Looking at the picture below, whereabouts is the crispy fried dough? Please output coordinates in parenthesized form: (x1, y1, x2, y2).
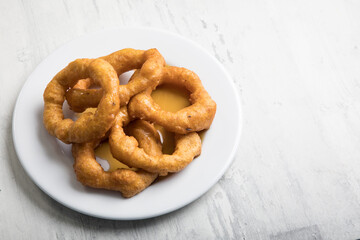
(43, 59, 120, 143)
(109, 107, 202, 176)
(72, 111, 161, 198)
(65, 48, 165, 112)
(128, 66, 216, 134)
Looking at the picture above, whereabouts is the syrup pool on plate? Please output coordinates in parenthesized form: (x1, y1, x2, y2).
(95, 142, 134, 172)
(151, 84, 191, 154)
(151, 84, 206, 146)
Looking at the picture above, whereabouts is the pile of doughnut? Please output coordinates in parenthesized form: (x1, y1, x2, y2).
(43, 48, 216, 198)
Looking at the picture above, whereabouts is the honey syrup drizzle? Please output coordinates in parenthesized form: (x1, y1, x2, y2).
(95, 142, 133, 172)
(151, 84, 190, 154)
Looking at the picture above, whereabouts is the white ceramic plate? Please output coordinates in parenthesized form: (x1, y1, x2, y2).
(12, 28, 242, 220)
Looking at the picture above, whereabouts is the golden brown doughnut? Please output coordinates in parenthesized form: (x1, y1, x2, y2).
(43, 58, 120, 143)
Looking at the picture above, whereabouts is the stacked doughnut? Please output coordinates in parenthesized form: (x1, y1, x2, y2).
(43, 48, 216, 198)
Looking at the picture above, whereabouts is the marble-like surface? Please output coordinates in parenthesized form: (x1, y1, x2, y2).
(2, 0, 360, 239)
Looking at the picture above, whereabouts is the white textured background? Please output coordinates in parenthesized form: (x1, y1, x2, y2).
(2, 0, 360, 239)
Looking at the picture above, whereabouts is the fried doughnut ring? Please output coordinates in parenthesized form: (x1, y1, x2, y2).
(109, 107, 202, 176)
(128, 66, 217, 134)
(72, 113, 161, 198)
(65, 48, 165, 112)
(43, 58, 120, 143)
